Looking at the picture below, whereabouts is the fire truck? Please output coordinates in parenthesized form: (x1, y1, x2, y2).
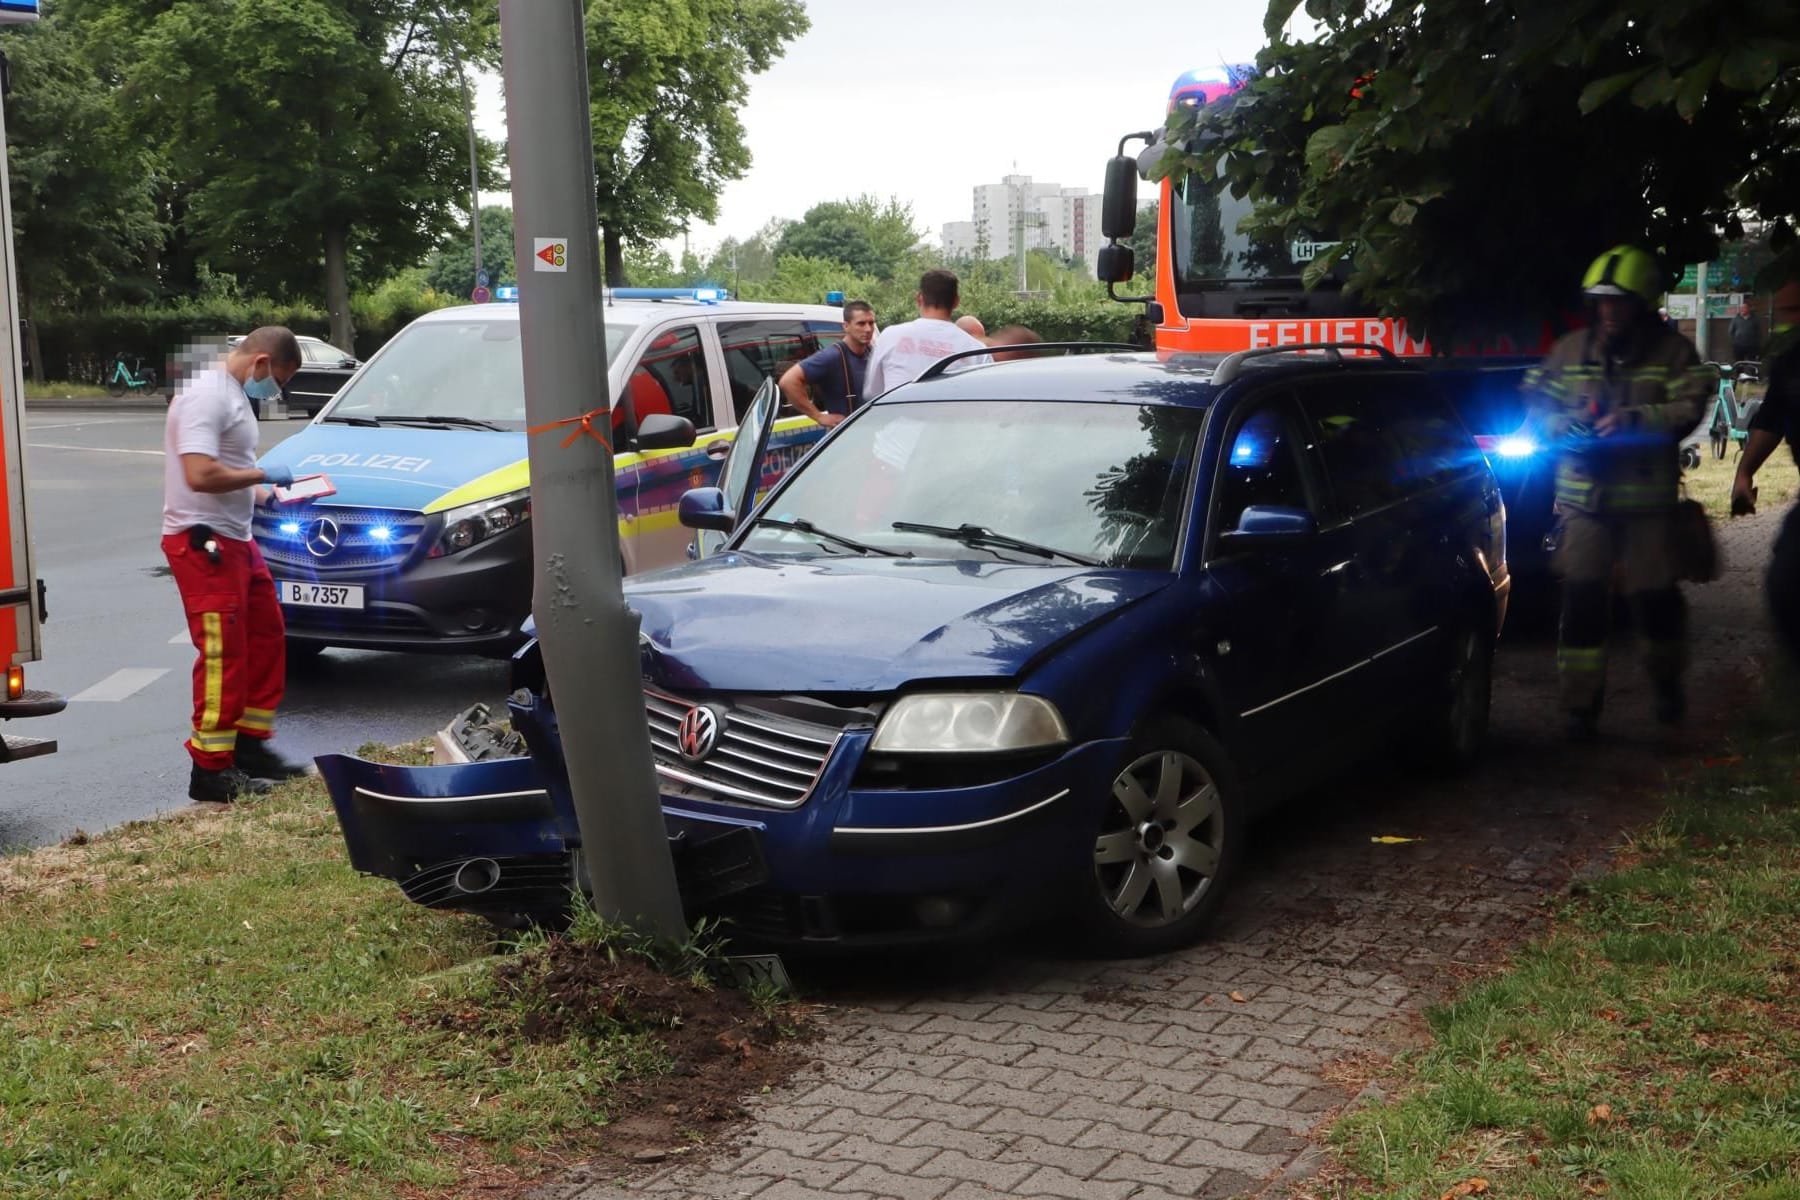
(1094, 64, 1457, 355)
(1094, 64, 1559, 594)
(1, 4, 67, 765)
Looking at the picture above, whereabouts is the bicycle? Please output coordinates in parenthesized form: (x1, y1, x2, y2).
(104, 352, 159, 397)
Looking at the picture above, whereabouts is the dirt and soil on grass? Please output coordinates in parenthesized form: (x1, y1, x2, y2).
(433, 936, 818, 1175)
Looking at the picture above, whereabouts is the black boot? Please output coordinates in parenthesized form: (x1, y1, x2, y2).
(234, 738, 311, 781)
(1566, 692, 1604, 743)
(189, 764, 272, 803)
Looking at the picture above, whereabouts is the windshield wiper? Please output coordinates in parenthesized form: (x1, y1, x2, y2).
(759, 517, 911, 557)
(323, 414, 383, 426)
(386, 415, 505, 431)
(891, 521, 1100, 566)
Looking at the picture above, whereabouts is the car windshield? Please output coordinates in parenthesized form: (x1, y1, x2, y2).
(324, 317, 640, 428)
(739, 400, 1203, 569)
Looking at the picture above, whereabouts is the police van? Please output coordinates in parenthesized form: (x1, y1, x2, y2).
(254, 289, 846, 656)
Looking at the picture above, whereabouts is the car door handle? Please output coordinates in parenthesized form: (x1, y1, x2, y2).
(704, 440, 731, 460)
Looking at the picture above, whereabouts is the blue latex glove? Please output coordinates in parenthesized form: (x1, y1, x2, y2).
(263, 464, 295, 488)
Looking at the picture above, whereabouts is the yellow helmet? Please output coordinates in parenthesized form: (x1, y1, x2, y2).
(1582, 245, 1662, 306)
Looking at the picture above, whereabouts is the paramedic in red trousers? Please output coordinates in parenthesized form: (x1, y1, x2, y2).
(162, 326, 310, 802)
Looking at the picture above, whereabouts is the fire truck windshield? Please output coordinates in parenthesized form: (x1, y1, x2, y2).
(1168, 169, 1304, 287)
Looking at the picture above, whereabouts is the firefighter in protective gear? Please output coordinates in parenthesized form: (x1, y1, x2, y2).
(1524, 245, 1712, 740)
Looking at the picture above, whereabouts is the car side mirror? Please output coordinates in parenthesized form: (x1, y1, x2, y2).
(1218, 504, 1317, 549)
(678, 486, 734, 532)
(341, 357, 358, 369)
(635, 412, 697, 451)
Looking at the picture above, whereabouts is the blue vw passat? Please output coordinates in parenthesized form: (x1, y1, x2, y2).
(319, 347, 1510, 956)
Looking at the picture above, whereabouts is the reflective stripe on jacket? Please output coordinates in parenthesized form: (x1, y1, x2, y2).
(1524, 325, 1711, 514)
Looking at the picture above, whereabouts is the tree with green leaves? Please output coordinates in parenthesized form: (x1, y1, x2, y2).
(104, 0, 502, 350)
(1161, 0, 1800, 346)
(426, 205, 516, 298)
(2, 12, 161, 382)
(774, 195, 922, 282)
(584, 0, 807, 286)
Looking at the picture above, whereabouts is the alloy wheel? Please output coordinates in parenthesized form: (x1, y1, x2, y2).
(1093, 750, 1225, 928)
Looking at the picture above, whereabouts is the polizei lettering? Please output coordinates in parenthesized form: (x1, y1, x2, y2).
(294, 452, 433, 473)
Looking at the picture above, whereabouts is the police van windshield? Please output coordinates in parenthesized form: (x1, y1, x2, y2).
(324, 317, 640, 429)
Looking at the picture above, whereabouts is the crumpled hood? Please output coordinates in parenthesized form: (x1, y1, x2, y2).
(257, 424, 526, 512)
(625, 554, 1172, 693)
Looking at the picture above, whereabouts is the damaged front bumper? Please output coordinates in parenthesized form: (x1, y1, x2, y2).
(318, 698, 770, 924)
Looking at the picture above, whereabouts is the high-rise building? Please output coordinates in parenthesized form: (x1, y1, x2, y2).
(943, 174, 1104, 278)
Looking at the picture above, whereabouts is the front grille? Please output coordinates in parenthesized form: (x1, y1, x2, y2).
(254, 506, 430, 574)
(644, 690, 839, 809)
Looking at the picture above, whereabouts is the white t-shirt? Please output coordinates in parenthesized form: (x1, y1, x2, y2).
(863, 317, 989, 398)
(163, 366, 261, 540)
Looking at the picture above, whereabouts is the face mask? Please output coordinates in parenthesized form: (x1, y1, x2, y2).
(242, 363, 282, 402)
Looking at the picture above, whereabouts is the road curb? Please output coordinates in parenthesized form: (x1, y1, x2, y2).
(25, 396, 169, 413)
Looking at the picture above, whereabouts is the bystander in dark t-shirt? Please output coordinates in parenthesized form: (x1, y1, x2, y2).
(1748, 331, 1800, 463)
(796, 342, 869, 416)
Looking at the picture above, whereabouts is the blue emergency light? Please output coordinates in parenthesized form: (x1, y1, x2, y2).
(493, 286, 519, 301)
(825, 290, 845, 305)
(608, 286, 726, 303)
(0, 0, 40, 24)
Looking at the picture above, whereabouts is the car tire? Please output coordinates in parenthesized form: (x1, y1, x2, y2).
(1419, 622, 1493, 773)
(1071, 716, 1244, 958)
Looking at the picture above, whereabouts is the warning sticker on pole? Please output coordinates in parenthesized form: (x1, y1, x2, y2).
(533, 238, 568, 272)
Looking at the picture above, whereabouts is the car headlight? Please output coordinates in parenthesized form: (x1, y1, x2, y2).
(429, 489, 530, 558)
(869, 692, 1070, 753)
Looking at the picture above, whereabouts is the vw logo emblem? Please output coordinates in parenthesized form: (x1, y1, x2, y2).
(304, 517, 341, 559)
(676, 705, 722, 763)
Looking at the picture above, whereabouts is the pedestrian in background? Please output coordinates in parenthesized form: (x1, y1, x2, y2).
(1730, 276, 1800, 662)
(1730, 303, 1763, 366)
(778, 300, 876, 427)
(1525, 246, 1711, 740)
(162, 326, 310, 802)
(988, 324, 1044, 361)
(863, 269, 988, 397)
(955, 314, 986, 341)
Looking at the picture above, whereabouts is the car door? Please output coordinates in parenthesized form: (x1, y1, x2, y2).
(713, 316, 833, 481)
(615, 323, 718, 574)
(1198, 388, 1383, 783)
(695, 377, 778, 559)
(1294, 375, 1434, 719)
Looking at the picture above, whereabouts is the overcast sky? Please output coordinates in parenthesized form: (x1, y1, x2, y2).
(474, 0, 1312, 257)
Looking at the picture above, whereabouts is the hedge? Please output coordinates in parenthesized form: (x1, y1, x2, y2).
(29, 292, 1148, 386)
(28, 286, 460, 384)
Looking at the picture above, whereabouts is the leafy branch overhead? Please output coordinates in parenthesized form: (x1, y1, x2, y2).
(585, 0, 809, 285)
(1158, 0, 1800, 346)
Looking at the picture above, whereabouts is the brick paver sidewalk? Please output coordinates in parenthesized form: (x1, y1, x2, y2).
(533, 507, 1780, 1200)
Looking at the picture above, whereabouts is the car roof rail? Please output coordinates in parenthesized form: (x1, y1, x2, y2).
(914, 341, 1145, 383)
(1211, 342, 1400, 387)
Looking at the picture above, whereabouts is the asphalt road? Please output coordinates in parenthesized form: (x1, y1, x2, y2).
(1, 404, 510, 850)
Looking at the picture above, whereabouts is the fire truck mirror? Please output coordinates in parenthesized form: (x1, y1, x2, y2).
(1097, 243, 1135, 286)
(1102, 155, 1138, 240)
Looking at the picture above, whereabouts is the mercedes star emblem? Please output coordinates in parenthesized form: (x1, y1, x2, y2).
(304, 517, 341, 559)
(676, 705, 722, 763)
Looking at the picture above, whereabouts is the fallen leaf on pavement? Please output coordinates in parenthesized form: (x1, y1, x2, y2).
(1229, 991, 1247, 1003)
